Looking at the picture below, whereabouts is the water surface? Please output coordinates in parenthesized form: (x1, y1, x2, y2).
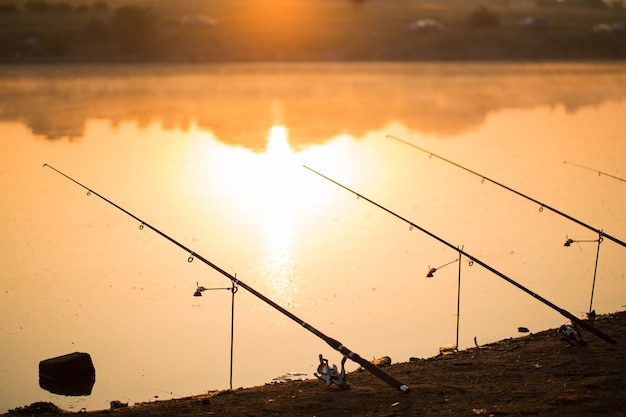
(1, 62, 625, 412)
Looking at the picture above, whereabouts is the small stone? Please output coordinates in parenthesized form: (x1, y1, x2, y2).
(110, 400, 128, 410)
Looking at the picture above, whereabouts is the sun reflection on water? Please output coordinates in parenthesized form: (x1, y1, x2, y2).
(257, 125, 300, 307)
(187, 124, 307, 306)
(185, 122, 368, 310)
(261, 125, 297, 241)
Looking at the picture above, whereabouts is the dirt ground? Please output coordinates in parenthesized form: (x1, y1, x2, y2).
(6, 311, 625, 417)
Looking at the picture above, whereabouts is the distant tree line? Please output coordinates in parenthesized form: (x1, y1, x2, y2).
(0, 2, 157, 58)
(0, 0, 617, 13)
(110, 6, 155, 55)
(344, 0, 616, 7)
(0, 1, 109, 13)
(468, 6, 500, 29)
(0, 0, 623, 62)
(536, 0, 610, 7)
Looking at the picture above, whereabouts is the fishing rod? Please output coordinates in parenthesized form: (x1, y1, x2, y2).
(303, 165, 617, 345)
(563, 160, 626, 183)
(42, 164, 410, 393)
(386, 134, 626, 250)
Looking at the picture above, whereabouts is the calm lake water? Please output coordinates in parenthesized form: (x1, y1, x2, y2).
(1, 62, 626, 412)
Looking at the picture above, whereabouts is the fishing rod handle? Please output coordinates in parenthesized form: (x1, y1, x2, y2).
(351, 353, 410, 393)
(326, 338, 410, 393)
(559, 309, 617, 345)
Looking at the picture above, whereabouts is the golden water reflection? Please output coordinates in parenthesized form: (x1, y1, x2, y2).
(1, 63, 625, 413)
(259, 125, 299, 307)
(2, 62, 626, 148)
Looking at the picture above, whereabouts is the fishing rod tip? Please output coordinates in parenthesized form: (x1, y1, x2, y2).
(42, 163, 48, 167)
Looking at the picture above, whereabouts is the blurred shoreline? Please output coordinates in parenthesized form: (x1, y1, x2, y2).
(1, 1, 625, 63)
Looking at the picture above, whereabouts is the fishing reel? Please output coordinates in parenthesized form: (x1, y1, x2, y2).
(314, 354, 349, 389)
(558, 324, 587, 346)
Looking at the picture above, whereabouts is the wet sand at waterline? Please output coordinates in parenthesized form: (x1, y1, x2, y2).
(6, 310, 625, 417)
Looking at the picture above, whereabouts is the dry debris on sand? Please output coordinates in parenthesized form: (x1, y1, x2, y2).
(6, 311, 625, 417)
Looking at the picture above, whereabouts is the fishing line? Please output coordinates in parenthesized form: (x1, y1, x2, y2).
(303, 165, 616, 346)
(563, 160, 626, 183)
(386, 134, 626, 250)
(42, 163, 409, 393)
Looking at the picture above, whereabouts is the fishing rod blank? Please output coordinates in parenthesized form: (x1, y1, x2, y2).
(303, 165, 617, 346)
(42, 163, 410, 393)
(563, 160, 626, 183)
(386, 134, 626, 250)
